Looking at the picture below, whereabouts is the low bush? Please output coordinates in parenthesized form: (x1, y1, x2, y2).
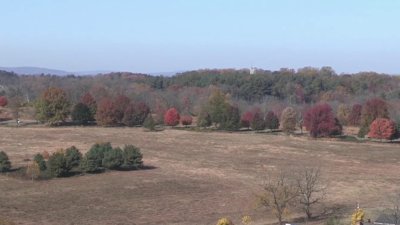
(123, 145, 143, 169)
(216, 218, 234, 225)
(80, 143, 112, 172)
(65, 146, 82, 170)
(0, 151, 11, 172)
(26, 162, 41, 180)
(33, 153, 47, 171)
(143, 114, 156, 131)
(47, 151, 68, 177)
(102, 147, 124, 169)
(181, 115, 193, 126)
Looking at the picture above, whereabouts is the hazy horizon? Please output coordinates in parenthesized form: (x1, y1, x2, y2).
(1, 1, 400, 74)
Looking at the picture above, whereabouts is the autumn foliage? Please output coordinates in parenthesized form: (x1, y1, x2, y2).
(250, 108, 266, 130)
(280, 107, 297, 133)
(0, 96, 8, 107)
(265, 111, 279, 129)
(348, 104, 362, 126)
(180, 115, 193, 126)
(367, 118, 397, 140)
(35, 87, 71, 125)
(80, 92, 97, 116)
(95, 98, 118, 126)
(164, 108, 180, 126)
(359, 98, 389, 137)
(240, 111, 254, 128)
(304, 103, 342, 138)
(122, 102, 150, 126)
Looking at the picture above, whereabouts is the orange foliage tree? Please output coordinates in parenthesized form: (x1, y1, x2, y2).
(368, 118, 397, 140)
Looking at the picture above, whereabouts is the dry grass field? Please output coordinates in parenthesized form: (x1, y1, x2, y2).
(0, 126, 399, 225)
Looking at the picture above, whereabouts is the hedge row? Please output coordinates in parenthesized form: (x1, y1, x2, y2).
(0, 143, 143, 179)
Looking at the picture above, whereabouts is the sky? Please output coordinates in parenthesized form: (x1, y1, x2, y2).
(0, 0, 399, 74)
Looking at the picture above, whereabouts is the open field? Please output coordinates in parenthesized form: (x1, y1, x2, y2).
(0, 126, 400, 225)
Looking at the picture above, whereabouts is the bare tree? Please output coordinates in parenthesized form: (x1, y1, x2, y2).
(295, 167, 326, 219)
(259, 171, 299, 225)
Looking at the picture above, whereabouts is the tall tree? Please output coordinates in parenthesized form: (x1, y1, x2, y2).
(80, 92, 97, 118)
(122, 102, 150, 127)
(280, 107, 297, 134)
(35, 87, 71, 125)
(95, 98, 118, 126)
(304, 103, 342, 138)
(348, 104, 362, 126)
(208, 90, 228, 126)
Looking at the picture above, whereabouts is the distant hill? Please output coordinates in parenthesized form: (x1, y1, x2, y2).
(0, 67, 116, 76)
(0, 67, 71, 76)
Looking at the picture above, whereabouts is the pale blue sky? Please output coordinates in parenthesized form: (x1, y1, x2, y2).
(0, 0, 399, 74)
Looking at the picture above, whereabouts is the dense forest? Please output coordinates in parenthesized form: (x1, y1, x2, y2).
(1, 67, 400, 138)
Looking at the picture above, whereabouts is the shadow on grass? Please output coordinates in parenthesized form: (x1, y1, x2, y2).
(288, 204, 350, 224)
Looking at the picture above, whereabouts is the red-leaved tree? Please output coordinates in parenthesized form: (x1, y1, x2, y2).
(164, 108, 180, 126)
(368, 118, 397, 140)
(180, 115, 193, 126)
(304, 103, 342, 138)
(95, 98, 118, 126)
(0, 96, 8, 107)
(240, 111, 254, 128)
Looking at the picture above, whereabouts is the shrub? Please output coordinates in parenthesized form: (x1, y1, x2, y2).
(368, 118, 397, 140)
(280, 107, 297, 133)
(33, 153, 47, 171)
(326, 216, 344, 225)
(164, 108, 180, 126)
(180, 115, 193, 126)
(250, 109, 266, 130)
(197, 109, 212, 127)
(65, 146, 82, 170)
(240, 111, 254, 128)
(0, 96, 8, 107)
(71, 103, 93, 124)
(26, 162, 41, 180)
(304, 103, 342, 138)
(122, 102, 150, 127)
(123, 145, 143, 169)
(143, 114, 156, 131)
(0, 151, 11, 172)
(81, 143, 112, 172)
(265, 111, 279, 129)
(47, 151, 68, 177)
(102, 147, 124, 169)
(216, 218, 234, 225)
